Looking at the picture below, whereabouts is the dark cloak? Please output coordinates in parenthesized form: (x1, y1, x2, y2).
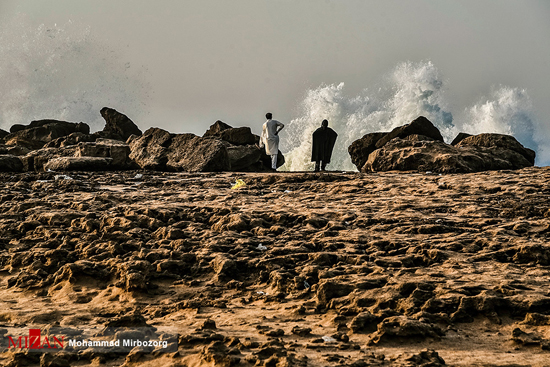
(311, 126, 338, 163)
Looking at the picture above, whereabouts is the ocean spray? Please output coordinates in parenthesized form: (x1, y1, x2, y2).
(0, 14, 149, 132)
(281, 61, 544, 171)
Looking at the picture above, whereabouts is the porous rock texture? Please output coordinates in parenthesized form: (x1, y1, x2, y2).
(1, 167, 550, 366)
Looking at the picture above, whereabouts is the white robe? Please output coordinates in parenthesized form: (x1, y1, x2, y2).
(260, 119, 284, 155)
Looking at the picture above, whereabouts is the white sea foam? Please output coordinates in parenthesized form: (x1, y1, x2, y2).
(282, 61, 544, 171)
(0, 14, 149, 132)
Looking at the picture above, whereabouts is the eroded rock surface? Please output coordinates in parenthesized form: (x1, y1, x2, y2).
(0, 168, 549, 366)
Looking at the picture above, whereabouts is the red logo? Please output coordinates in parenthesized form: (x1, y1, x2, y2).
(7, 329, 64, 349)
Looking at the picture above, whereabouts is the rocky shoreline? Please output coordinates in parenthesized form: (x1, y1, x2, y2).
(1, 167, 550, 366)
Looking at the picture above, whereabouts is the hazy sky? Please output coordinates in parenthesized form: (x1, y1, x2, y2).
(1, 0, 549, 151)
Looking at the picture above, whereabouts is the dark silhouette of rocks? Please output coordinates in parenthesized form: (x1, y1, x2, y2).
(3, 119, 90, 150)
(375, 116, 444, 148)
(100, 107, 142, 141)
(349, 116, 536, 173)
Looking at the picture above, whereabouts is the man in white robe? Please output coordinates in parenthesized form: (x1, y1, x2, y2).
(259, 112, 284, 170)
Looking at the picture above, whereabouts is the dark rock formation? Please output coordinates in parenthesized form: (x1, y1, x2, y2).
(4, 120, 90, 149)
(348, 132, 387, 172)
(204, 120, 256, 146)
(100, 107, 142, 141)
(129, 128, 230, 172)
(203, 120, 232, 137)
(44, 132, 96, 148)
(349, 116, 536, 173)
(227, 145, 263, 171)
(128, 127, 173, 170)
(364, 134, 534, 173)
(167, 134, 230, 172)
(375, 116, 444, 148)
(0, 129, 8, 139)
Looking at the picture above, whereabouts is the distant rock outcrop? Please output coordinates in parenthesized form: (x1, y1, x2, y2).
(349, 116, 536, 173)
(4, 120, 90, 150)
(100, 107, 142, 141)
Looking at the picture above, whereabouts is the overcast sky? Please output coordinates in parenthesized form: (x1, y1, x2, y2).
(1, 0, 549, 161)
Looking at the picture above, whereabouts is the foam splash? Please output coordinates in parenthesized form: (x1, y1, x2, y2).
(282, 61, 454, 171)
(0, 14, 149, 132)
(282, 61, 544, 171)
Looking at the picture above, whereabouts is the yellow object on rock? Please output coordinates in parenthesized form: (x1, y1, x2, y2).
(231, 179, 246, 189)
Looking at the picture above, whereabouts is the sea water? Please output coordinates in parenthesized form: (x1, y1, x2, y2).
(0, 14, 149, 132)
(282, 61, 544, 171)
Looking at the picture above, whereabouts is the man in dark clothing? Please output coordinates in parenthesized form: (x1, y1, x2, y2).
(311, 119, 338, 171)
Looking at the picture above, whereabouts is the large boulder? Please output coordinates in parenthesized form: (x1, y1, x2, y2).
(166, 134, 230, 172)
(203, 121, 256, 146)
(375, 116, 444, 149)
(456, 133, 536, 165)
(227, 145, 262, 171)
(4, 120, 90, 149)
(348, 132, 387, 172)
(128, 128, 173, 170)
(100, 107, 142, 141)
(129, 128, 230, 172)
(0, 155, 23, 172)
(363, 134, 534, 173)
(0, 129, 9, 139)
(203, 120, 232, 137)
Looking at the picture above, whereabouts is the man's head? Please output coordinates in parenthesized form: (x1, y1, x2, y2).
(321, 119, 329, 128)
(266, 113, 273, 120)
